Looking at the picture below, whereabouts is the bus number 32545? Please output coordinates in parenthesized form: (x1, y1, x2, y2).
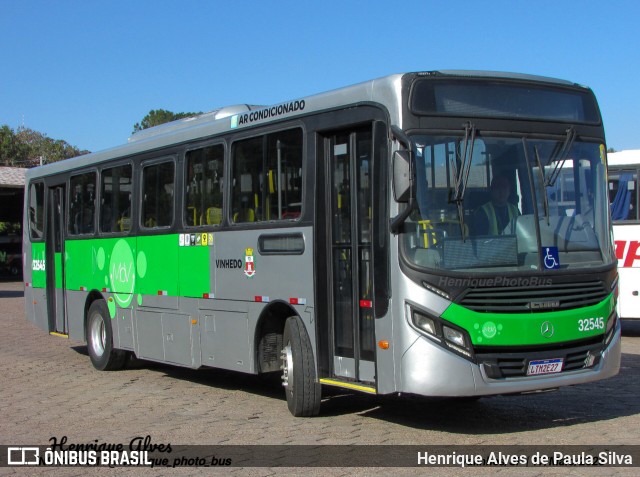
(578, 317, 605, 332)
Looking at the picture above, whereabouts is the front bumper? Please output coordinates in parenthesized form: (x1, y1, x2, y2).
(399, 319, 621, 396)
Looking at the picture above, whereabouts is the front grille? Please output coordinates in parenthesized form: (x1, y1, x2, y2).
(477, 339, 603, 379)
(458, 280, 608, 313)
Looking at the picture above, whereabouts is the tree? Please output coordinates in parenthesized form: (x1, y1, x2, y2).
(15, 127, 89, 165)
(132, 109, 203, 134)
(0, 125, 29, 166)
(607, 147, 617, 153)
(0, 125, 89, 167)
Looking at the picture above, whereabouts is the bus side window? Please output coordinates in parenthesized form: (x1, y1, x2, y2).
(232, 137, 261, 223)
(69, 172, 97, 235)
(100, 164, 133, 234)
(266, 129, 303, 221)
(610, 171, 638, 221)
(28, 182, 45, 240)
(142, 161, 175, 229)
(231, 128, 303, 224)
(185, 144, 224, 227)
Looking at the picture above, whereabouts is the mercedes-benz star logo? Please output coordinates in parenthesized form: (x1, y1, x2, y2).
(541, 321, 555, 338)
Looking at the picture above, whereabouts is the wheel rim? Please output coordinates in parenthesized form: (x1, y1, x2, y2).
(89, 314, 106, 358)
(281, 342, 294, 394)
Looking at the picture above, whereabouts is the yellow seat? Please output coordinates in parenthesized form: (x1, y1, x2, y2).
(233, 208, 255, 223)
(418, 219, 468, 247)
(118, 216, 131, 232)
(206, 207, 222, 225)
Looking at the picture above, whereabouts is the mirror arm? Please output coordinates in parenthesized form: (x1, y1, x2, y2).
(391, 125, 411, 150)
(390, 198, 416, 235)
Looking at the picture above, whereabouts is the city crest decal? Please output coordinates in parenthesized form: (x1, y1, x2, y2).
(244, 248, 256, 278)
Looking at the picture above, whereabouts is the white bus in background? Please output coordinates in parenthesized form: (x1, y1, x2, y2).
(608, 150, 640, 319)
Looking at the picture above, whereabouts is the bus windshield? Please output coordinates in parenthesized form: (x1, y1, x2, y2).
(402, 134, 614, 272)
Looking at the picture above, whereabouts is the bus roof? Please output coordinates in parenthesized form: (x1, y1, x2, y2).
(25, 73, 403, 181)
(608, 150, 640, 167)
(25, 70, 590, 181)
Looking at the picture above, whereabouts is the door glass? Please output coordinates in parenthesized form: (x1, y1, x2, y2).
(47, 186, 66, 334)
(356, 131, 375, 361)
(329, 129, 376, 364)
(357, 135, 372, 244)
(332, 135, 351, 244)
(333, 248, 353, 357)
(331, 134, 354, 358)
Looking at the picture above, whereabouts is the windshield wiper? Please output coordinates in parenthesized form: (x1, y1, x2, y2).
(523, 139, 550, 225)
(449, 122, 476, 240)
(450, 122, 476, 202)
(545, 126, 576, 187)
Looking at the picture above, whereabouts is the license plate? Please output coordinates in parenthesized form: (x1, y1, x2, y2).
(526, 358, 564, 376)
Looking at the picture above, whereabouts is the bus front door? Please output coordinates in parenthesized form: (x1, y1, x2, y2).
(46, 184, 67, 336)
(321, 127, 376, 384)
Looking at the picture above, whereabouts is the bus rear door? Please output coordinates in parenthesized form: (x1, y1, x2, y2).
(46, 183, 68, 336)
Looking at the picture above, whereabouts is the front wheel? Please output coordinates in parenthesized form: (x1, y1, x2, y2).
(87, 299, 128, 371)
(281, 316, 321, 417)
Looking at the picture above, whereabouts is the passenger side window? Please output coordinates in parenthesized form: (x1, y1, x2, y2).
(28, 182, 45, 240)
(69, 172, 97, 235)
(142, 161, 175, 228)
(231, 128, 303, 223)
(609, 170, 638, 221)
(101, 164, 133, 233)
(185, 144, 224, 226)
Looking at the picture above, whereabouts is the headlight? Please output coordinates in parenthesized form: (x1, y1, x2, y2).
(412, 311, 438, 337)
(409, 305, 474, 361)
(443, 326, 466, 347)
(443, 325, 473, 358)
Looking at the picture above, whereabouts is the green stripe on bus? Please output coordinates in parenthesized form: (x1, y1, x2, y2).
(31, 242, 47, 288)
(442, 294, 614, 346)
(63, 235, 211, 300)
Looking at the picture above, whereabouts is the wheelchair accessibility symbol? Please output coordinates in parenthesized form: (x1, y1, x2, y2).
(543, 246, 560, 269)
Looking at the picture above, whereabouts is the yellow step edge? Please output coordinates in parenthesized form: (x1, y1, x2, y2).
(319, 378, 377, 394)
(49, 331, 69, 338)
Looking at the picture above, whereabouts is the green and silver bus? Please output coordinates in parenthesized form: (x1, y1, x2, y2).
(23, 71, 620, 416)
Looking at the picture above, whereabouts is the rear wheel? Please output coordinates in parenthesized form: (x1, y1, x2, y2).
(281, 316, 321, 416)
(87, 299, 128, 371)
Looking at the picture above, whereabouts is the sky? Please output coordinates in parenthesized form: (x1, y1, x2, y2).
(1, 0, 640, 154)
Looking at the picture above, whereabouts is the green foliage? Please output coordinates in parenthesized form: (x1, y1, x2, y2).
(132, 109, 203, 134)
(1, 108, 203, 167)
(0, 222, 20, 235)
(0, 125, 90, 167)
(0, 125, 30, 166)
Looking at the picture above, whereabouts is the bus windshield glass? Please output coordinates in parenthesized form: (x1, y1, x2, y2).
(402, 135, 614, 272)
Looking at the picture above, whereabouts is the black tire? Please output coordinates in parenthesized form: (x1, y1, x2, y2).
(282, 316, 321, 417)
(86, 299, 128, 371)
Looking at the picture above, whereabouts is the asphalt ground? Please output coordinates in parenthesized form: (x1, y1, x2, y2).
(1, 279, 639, 476)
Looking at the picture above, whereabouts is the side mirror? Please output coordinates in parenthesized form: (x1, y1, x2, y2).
(393, 150, 412, 202)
